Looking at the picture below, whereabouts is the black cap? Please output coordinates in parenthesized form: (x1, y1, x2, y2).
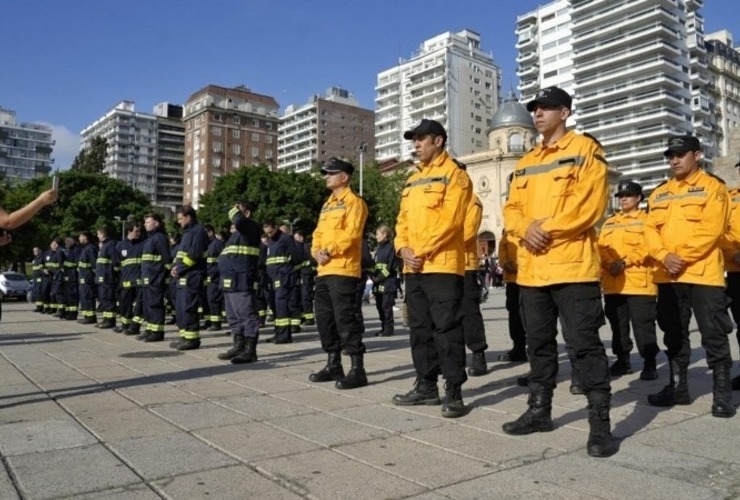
(663, 135, 702, 156)
(320, 157, 354, 175)
(403, 119, 447, 140)
(526, 86, 573, 112)
(615, 180, 643, 198)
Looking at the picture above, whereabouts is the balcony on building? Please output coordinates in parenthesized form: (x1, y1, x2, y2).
(575, 38, 682, 73)
(516, 50, 538, 64)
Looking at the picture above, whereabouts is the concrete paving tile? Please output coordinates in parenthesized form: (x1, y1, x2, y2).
(78, 408, 180, 441)
(269, 412, 391, 447)
(0, 464, 20, 500)
(153, 464, 302, 499)
(0, 418, 97, 455)
(171, 379, 260, 399)
(519, 453, 727, 500)
(0, 398, 69, 424)
(402, 492, 449, 500)
(196, 422, 321, 462)
(331, 403, 447, 434)
(434, 469, 593, 499)
(7, 444, 141, 500)
(110, 433, 237, 481)
(253, 448, 425, 498)
(633, 416, 740, 463)
(78, 364, 147, 383)
(218, 394, 317, 421)
(0, 373, 35, 387)
(404, 424, 561, 467)
(52, 390, 141, 414)
(608, 441, 740, 493)
(149, 401, 252, 430)
(68, 484, 160, 499)
(50, 351, 117, 368)
(117, 383, 203, 406)
(274, 388, 370, 412)
(336, 435, 494, 488)
(236, 374, 312, 394)
(25, 367, 90, 384)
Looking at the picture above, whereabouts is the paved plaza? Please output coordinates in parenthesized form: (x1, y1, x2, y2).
(0, 288, 738, 499)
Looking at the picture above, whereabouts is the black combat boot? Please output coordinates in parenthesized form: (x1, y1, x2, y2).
(392, 378, 440, 406)
(468, 351, 488, 377)
(96, 319, 115, 329)
(231, 338, 258, 364)
(497, 346, 527, 362)
(516, 372, 530, 387)
(441, 381, 465, 418)
(569, 353, 585, 395)
(335, 355, 368, 389)
(142, 331, 165, 342)
(309, 352, 344, 382)
(586, 390, 618, 457)
(609, 355, 633, 376)
(176, 338, 201, 351)
(711, 362, 736, 418)
(502, 385, 554, 435)
(206, 323, 221, 332)
(78, 316, 97, 325)
(640, 356, 658, 381)
(648, 359, 690, 406)
(218, 335, 246, 360)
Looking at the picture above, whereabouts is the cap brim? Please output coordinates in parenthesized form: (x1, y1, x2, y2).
(403, 131, 416, 140)
(320, 168, 339, 175)
(663, 147, 690, 157)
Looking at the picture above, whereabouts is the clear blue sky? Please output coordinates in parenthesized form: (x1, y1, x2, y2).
(1, 0, 736, 169)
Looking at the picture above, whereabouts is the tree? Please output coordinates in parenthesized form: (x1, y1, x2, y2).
(71, 136, 108, 173)
(0, 171, 151, 271)
(197, 165, 327, 233)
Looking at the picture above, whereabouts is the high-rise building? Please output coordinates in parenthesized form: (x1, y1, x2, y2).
(182, 85, 279, 208)
(375, 29, 501, 162)
(516, 0, 713, 191)
(81, 101, 158, 200)
(278, 87, 374, 173)
(0, 107, 53, 183)
(152, 103, 185, 211)
(705, 30, 740, 156)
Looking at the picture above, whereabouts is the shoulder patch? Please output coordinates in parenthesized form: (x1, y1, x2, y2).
(707, 171, 727, 184)
(582, 132, 604, 149)
(452, 159, 467, 170)
(457, 172, 470, 188)
(688, 186, 705, 193)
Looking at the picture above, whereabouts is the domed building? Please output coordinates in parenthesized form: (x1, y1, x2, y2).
(458, 92, 537, 256)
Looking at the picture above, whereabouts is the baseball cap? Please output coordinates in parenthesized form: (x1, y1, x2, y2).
(526, 86, 573, 112)
(615, 180, 643, 198)
(403, 119, 447, 140)
(320, 157, 354, 175)
(663, 135, 702, 156)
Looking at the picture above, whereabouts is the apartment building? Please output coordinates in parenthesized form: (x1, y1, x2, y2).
(278, 87, 374, 173)
(80, 101, 158, 201)
(152, 103, 185, 211)
(375, 29, 501, 162)
(0, 107, 53, 183)
(182, 85, 279, 208)
(706, 30, 740, 156)
(516, 0, 713, 191)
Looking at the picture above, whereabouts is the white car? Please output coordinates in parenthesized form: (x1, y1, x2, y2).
(0, 272, 31, 301)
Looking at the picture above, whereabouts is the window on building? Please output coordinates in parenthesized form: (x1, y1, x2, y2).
(251, 147, 259, 157)
(265, 136, 273, 144)
(213, 142, 222, 152)
(232, 159, 240, 169)
(266, 122, 273, 130)
(213, 127, 222, 136)
(253, 119, 260, 127)
(232, 115, 241, 124)
(212, 157, 221, 168)
(252, 133, 260, 142)
(214, 113, 223, 122)
(265, 150, 273, 159)
(232, 129, 240, 139)
(233, 144, 241, 155)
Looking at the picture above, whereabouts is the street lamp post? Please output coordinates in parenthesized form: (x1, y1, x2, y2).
(357, 140, 367, 196)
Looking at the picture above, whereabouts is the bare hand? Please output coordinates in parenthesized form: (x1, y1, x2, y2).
(400, 247, 423, 272)
(608, 260, 625, 276)
(170, 267, 179, 278)
(314, 249, 330, 265)
(522, 220, 551, 253)
(662, 253, 686, 276)
(502, 261, 517, 274)
(39, 188, 58, 206)
(0, 232, 12, 246)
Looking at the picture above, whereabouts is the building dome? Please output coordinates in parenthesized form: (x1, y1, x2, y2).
(491, 91, 534, 130)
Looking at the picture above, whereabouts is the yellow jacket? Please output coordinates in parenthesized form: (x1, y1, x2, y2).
(311, 186, 368, 278)
(645, 169, 729, 286)
(598, 210, 656, 295)
(395, 151, 472, 275)
(464, 194, 483, 272)
(503, 130, 608, 286)
(721, 186, 740, 273)
(498, 230, 518, 283)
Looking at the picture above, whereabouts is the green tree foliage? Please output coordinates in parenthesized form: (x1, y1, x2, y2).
(0, 170, 151, 270)
(70, 136, 108, 173)
(197, 165, 327, 233)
